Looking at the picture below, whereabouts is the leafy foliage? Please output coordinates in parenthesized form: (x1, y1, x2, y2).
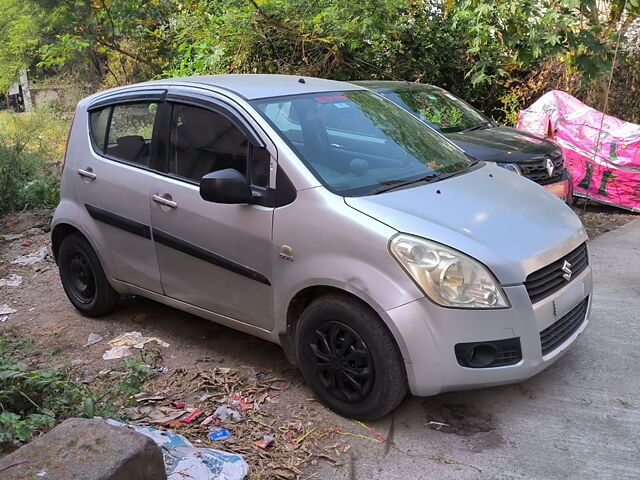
(0, 0, 45, 90)
(0, 0, 638, 121)
(0, 334, 156, 451)
(0, 110, 69, 214)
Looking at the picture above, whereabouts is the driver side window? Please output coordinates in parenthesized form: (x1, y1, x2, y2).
(169, 104, 269, 187)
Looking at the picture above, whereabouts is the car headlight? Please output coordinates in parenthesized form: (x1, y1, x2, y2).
(497, 163, 522, 175)
(389, 234, 509, 309)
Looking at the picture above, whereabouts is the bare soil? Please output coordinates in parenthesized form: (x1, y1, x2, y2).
(571, 199, 638, 238)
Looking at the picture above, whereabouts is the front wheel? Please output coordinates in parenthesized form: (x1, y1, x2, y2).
(58, 233, 119, 317)
(295, 294, 407, 420)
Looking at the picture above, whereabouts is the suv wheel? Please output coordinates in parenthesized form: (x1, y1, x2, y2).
(58, 233, 119, 317)
(295, 294, 407, 420)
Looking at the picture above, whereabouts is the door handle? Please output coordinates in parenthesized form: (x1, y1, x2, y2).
(77, 168, 97, 180)
(152, 194, 178, 209)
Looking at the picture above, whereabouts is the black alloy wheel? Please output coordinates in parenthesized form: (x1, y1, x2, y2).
(296, 294, 407, 420)
(309, 321, 374, 403)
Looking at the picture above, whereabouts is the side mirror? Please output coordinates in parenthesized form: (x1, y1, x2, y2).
(200, 169, 252, 204)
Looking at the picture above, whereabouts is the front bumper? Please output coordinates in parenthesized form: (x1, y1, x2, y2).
(542, 168, 573, 204)
(384, 265, 592, 397)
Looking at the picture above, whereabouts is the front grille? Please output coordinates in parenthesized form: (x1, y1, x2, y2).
(520, 155, 564, 185)
(540, 297, 589, 355)
(525, 243, 589, 303)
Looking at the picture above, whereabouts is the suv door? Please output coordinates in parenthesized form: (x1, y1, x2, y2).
(149, 93, 275, 329)
(80, 93, 165, 292)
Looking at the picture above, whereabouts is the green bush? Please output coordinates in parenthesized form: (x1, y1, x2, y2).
(0, 110, 67, 214)
(0, 139, 59, 214)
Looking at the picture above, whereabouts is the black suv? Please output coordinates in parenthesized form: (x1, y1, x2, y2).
(352, 81, 573, 203)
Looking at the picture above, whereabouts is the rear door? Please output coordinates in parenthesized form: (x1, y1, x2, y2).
(78, 91, 165, 292)
(149, 90, 276, 329)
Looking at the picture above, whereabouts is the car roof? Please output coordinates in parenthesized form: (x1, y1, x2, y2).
(350, 80, 441, 92)
(143, 74, 365, 100)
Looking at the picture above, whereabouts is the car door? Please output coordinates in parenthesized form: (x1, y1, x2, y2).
(78, 92, 165, 293)
(149, 92, 275, 329)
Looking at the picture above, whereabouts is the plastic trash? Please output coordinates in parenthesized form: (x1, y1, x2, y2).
(208, 428, 232, 441)
(84, 333, 103, 347)
(106, 419, 248, 480)
(255, 435, 274, 449)
(0, 274, 22, 287)
(102, 331, 170, 360)
(176, 410, 202, 425)
(11, 246, 48, 266)
(213, 406, 242, 423)
(0, 304, 17, 322)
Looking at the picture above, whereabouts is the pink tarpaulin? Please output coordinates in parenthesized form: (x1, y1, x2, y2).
(517, 90, 640, 212)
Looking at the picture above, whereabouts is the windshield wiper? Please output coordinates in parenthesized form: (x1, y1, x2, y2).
(462, 121, 493, 132)
(373, 172, 441, 195)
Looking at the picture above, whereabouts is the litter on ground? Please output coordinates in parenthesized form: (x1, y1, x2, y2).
(0, 274, 22, 287)
(208, 428, 232, 441)
(102, 331, 170, 360)
(105, 419, 248, 480)
(11, 246, 49, 266)
(111, 361, 348, 479)
(84, 333, 103, 347)
(0, 304, 17, 322)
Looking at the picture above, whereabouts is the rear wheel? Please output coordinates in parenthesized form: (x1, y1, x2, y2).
(58, 233, 119, 317)
(295, 294, 407, 420)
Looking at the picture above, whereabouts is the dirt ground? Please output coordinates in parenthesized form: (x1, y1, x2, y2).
(570, 198, 638, 238)
(0, 209, 379, 479)
(0, 202, 637, 478)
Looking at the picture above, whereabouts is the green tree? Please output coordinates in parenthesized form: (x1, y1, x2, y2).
(452, 0, 640, 109)
(0, 0, 45, 90)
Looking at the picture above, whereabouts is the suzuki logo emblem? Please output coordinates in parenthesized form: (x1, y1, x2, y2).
(561, 260, 572, 281)
(546, 157, 554, 177)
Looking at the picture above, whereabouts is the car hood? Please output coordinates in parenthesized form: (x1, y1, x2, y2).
(344, 164, 586, 284)
(445, 126, 561, 163)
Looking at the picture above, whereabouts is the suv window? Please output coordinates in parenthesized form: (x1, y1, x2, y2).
(169, 104, 269, 186)
(101, 103, 158, 166)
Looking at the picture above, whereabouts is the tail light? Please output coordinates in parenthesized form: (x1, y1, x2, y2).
(61, 111, 76, 172)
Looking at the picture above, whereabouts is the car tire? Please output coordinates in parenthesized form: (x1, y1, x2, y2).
(295, 293, 407, 420)
(58, 233, 119, 317)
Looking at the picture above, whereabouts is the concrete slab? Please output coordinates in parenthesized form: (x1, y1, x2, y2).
(332, 220, 640, 479)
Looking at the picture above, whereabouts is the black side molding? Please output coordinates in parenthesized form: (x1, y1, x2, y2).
(152, 228, 271, 286)
(85, 204, 151, 239)
(84, 204, 270, 286)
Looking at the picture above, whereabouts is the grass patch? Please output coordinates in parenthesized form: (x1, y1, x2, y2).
(0, 333, 155, 452)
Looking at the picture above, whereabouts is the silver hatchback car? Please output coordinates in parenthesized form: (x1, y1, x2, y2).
(52, 74, 592, 419)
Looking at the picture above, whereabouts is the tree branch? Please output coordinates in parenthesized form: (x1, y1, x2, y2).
(98, 40, 161, 71)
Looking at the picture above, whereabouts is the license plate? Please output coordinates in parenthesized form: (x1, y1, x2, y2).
(553, 281, 585, 318)
(544, 180, 569, 199)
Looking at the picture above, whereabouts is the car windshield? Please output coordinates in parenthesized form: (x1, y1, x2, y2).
(377, 85, 490, 133)
(251, 90, 471, 196)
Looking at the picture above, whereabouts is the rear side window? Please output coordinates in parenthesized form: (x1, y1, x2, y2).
(106, 103, 158, 167)
(89, 107, 110, 154)
(89, 102, 158, 167)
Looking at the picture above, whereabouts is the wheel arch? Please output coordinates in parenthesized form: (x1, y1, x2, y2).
(51, 223, 83, 263)
(281, 284, 410, 367)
